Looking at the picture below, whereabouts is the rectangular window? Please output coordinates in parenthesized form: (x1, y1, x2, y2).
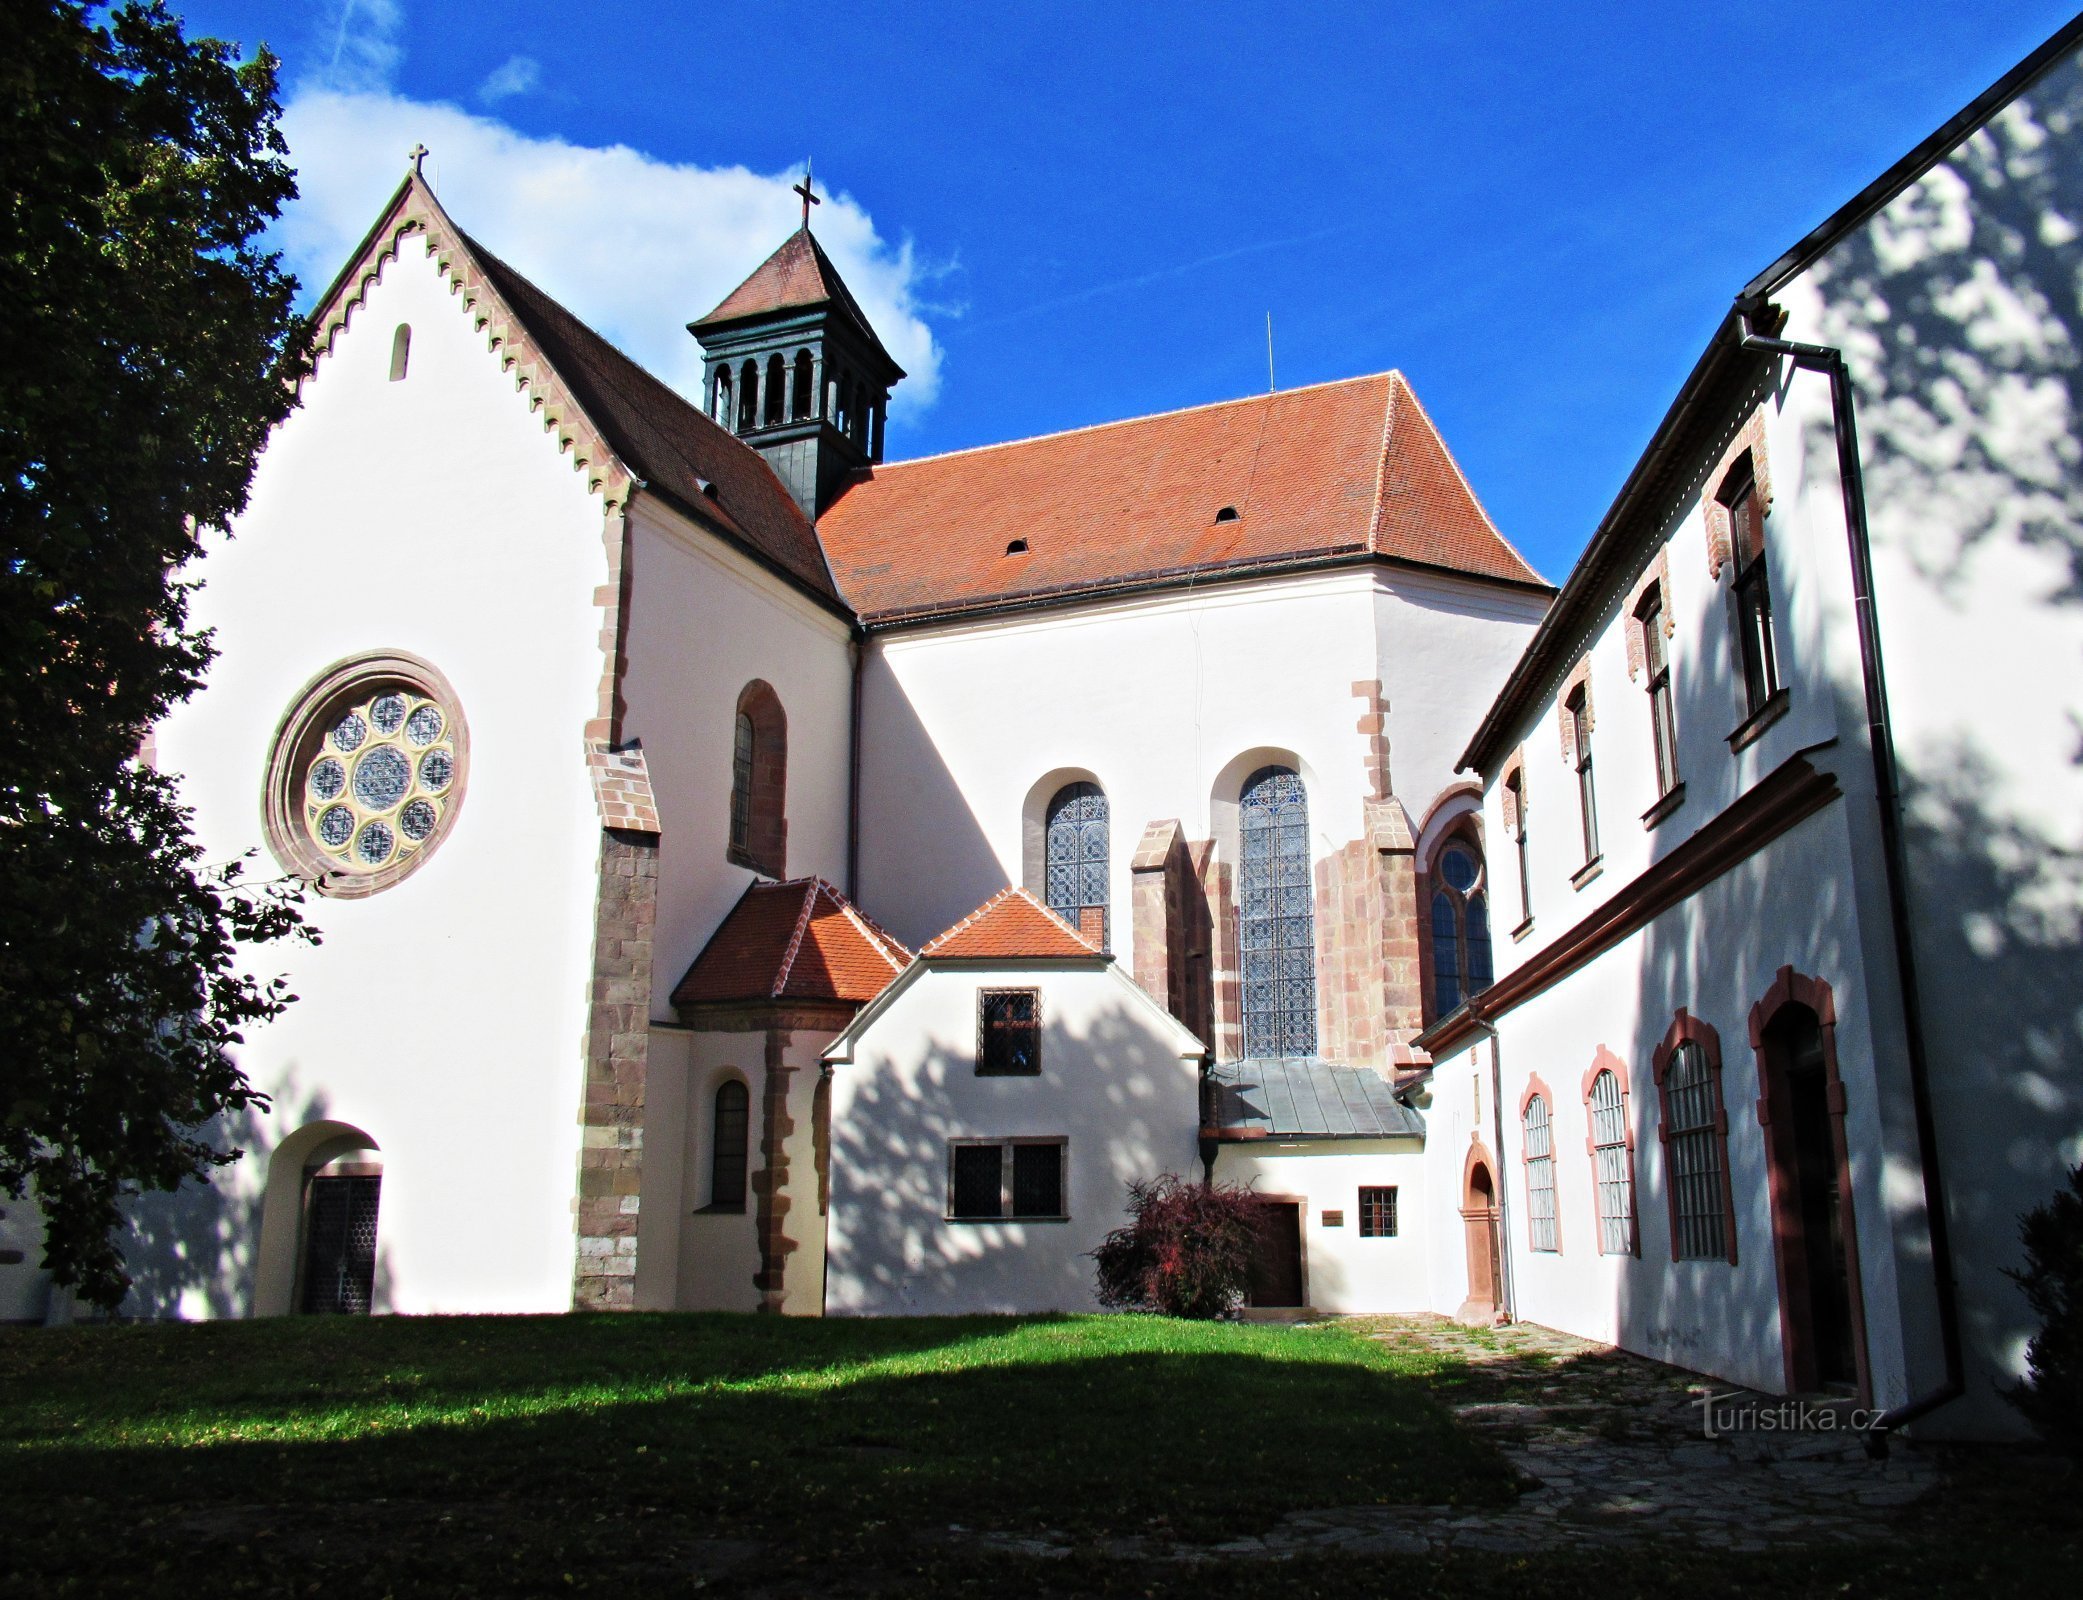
(1568, 687, 1599, 868)
(1589, 1071, 1636, 1256)
(1665, 1041, 1730, 1260)
(1506, 771, 1531, 927)
(1358, 1186, 1399, 1238)
(1525, 1099, 1559, 1253)
(978, 989, 1041, 1075)
(947, 1139, 1067, 1220)
(1639, 590, 1681, 797)
(1728, 478, 1781, 716)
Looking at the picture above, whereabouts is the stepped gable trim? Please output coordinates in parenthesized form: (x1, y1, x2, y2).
(301, 172, 637, 510)
(1417, 752, 1842, 1060)
(920, 886, 1107, 961)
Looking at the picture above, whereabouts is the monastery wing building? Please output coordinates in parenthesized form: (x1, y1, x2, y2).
(4, 13, 2082, 1445)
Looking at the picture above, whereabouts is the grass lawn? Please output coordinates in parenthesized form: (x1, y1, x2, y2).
(2, 1312, 2073, 1598)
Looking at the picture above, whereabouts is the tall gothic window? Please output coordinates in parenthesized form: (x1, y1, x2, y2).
(709, 1080, 749, 1212)
(729, 711, 755, 854)
(1044, 781, 1109, 947)
(1662, 1038, 1732, 1261)
(1588, 1067, 1636, 1256)
(1239, 765, 1316, 1058)
(1429, 839, 1494, 1018)
(1524, 1091, 1558, 1253)
(728, 682, 787, 877)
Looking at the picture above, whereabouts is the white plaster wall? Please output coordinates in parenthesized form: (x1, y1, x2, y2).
(0, 1194, 50, 1322)
(142, 233, 607, 1316)
(855, 572, 1391, 952)
(620, 500, 856, 1013)
(670, 1031, 765, 1311)
(826, 961, 1202, 1315)
(1478, 807, 1907, 1403)
(1411, 1049, 1497, 1319)
(1211, 1142, 1431, 1312)
(1789, 45, 2083, 1436)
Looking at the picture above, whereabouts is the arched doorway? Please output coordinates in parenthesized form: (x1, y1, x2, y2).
(1459, 1144, 1502, 1323)
(253, 1120, 382, 1316)
(1751, 968, 1870, 1399)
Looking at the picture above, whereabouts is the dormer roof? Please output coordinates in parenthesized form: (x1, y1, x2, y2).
(920, 887, 1106, 962)
(671, 877, 911, 1009)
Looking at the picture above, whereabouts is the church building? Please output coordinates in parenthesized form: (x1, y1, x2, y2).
(4, 13, 2081, 1446)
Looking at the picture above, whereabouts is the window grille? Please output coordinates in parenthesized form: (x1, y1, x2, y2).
(1589, 1069, 1635, 1255)
(1358, 1186, 1399, 1238)
(1524, 1096, 1558, 1252)
(1431, 890, 1461, 1015)
(729, 711, 754, 852)
(1728, 477, 1781, 715)
(1239, 766, 1316, 1057)
(978, 989, 1041, 1075)
(1640, 589, 1681, 796)
(1044, 781, 1109, 947)
(948, 1140, 1067, 1220)
(301, 1175, 381, 1315)
(710, 1080, 749, 1211)
(1665, 1041, 1728, 1260)
(1568, 689, 1599, 866)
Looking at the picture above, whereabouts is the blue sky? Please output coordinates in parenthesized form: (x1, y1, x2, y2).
(175, 0, 2078, 582)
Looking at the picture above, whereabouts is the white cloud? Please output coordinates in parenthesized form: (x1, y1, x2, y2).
(276, 88, 946, 418)
(477, 55, 540, 105)
(313, 0, 404, 95)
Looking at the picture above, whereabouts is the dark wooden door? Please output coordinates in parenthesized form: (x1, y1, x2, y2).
(1247, 1202, 1305, 1307)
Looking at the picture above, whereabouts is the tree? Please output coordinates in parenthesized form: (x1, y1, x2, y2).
(1092, 1174, 1268, 1319)
(1, 1, 312, 1308)
(2008, 1164, 2083, 1457)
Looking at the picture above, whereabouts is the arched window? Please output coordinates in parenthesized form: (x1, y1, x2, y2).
(792, 349, 814, 420)
(1655, 1014, 1736, 1263)
(763, 353, 786, 426)
(729, 682, 787, 876)
(737, 360, 759, 432)
(1044, 781, 1109, 947)
(1429, 839, 1493, 1017)
(713, 366, 733, 423)
(1523, 1087, 1558, 1252)
(300, 1148, 383, 1315)
(709, 1080, 749, 1212)
(1239, 765, 1316, 1057)
(388, 323, 411, 382)
(1586, 1062, 1636, 1256)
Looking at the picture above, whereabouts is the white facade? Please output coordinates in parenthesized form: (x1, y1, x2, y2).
(824, 956, 1204, 1315)
(1210, 1143, 1432, 1314)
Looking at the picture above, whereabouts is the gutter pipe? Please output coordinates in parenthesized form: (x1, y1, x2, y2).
(846, 624, 866, 901)
(1735, 308, 1963, 1443)
(1464, 1003, 1516, 1326)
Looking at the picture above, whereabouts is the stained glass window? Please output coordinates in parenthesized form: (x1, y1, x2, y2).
(299, 682, 459, 879)
(730, 711, 755, 853)
(1044, 781, 1109, 947)
(1430, 841, 1495, 1018)
(1239, 765, 1316, 1058)
(709, 1081, 749, 1211)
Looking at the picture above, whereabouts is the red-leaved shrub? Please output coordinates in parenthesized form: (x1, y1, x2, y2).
(1092, 1174, 1266, 1318)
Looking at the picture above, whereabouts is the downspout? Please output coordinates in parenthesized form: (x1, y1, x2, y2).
(1736, 308, 1963, 1441)
(846, 624, 867, 901)
(1465, 1003, 1516, 1326)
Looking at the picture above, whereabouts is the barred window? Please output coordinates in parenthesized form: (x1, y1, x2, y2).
(1044, 781, 1109, 947)
(1665, 1041, 1729, 1260)
(948, 1139, 1066, 1220)
(1239, 765, 1317, 1057)
(1524, 1094, 1558, 1252)
(978, 989, 1041, 1075)
(300, 1174, 381, 1315)
(1358, 1186, 1399, 1238)
(1589, 1068, 1636, 1255)
(709, 1080, 749, 1212)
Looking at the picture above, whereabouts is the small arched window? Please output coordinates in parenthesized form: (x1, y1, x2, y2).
(763, 353, 786, 427)
(1239, 765, 1316, 1058)
(1587, 1065, 1637, 1255)
(1429, 839, 1493, 1017)
(729, 682, 787, 877)
(1044, 781, 1109, 947)
(737, 360, 759, 432)
(1523, 1088, 1558, 1253)
(792, 349, 814, 420)
(709, 1080, 749, 1212)
(388, 324, 411, 382)
(713, 366, 733, 423)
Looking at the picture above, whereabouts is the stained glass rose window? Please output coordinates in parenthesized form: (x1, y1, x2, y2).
(266, 654, 467, 896)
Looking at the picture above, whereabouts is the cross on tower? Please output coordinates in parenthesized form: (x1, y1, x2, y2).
(408, 143, 429, 177)
(793, 163, 820, 229)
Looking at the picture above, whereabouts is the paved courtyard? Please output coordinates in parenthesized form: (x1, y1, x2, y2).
(963, 1315, 1944, 1561)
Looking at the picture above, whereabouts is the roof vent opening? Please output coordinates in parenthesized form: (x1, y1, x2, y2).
(697, 477, 721, 500)
(1005, 537, 1029, 555)
(1214, 505, 1240, 523)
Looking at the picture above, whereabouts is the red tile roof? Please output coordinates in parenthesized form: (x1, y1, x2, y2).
(462, 235, 846, 610)
(920, 887, 1106, 962)
(671, 878, 910, 1008)
(816, 372, 1545, 623)
(690, 227, 898, 370)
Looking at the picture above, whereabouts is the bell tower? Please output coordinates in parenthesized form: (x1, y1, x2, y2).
(689, 171, 905, 520)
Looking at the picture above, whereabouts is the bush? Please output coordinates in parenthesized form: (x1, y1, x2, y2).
(1092, 1174, 1267, 1318)
(2008, 1163, 2083, 1456)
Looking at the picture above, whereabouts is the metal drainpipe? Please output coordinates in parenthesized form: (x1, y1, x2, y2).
(1465, 1004, 1516, 1326)
(846, 624, 866, 901)
(1736, 308, 1963, 1443)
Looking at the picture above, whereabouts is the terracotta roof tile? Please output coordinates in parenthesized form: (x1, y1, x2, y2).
(672, 878, 910, 1008)
(461, 235, 845, 609)
(690, 227, 897, 370)
(920, 887, 1106, 961)
(816, 372, 1544, 622)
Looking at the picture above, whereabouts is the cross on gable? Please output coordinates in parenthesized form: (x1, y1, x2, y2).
(408, 143, 429, 177)
(793, 163, 821, 229)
